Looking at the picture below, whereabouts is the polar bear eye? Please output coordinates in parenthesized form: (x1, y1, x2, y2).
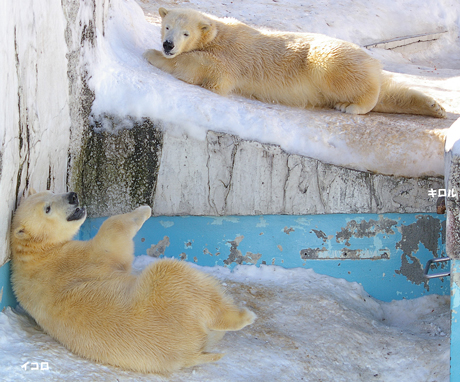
(165, 26, 170, 30)
(45, 205, 51, 214)
(183, 32, 189, 37)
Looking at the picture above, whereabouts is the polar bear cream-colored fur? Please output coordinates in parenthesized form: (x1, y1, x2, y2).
(10, 190, 256, 373)
(144, 7, 446, 118)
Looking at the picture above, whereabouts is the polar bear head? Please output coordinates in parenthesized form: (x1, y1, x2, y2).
(158, 7, 217, 58)
(11, 190, 87, 247)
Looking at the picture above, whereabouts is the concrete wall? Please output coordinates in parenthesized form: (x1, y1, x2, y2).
(152, 131, 442, 216)
(443, 118, 460, 379)
(69, 120, 443, 218)
(445, 119, 460, 260)
(0, 0, 108, 266)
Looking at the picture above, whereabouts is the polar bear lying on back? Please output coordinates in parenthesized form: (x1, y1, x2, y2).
(144, 7, 446, 118)
(10, 190, 255, 373)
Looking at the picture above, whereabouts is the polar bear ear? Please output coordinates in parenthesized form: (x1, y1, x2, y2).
(199, 22, 211, 32)
(13, 226, 29, 240)
(159, 7, 168, 18)
(28, 188, 37, 196)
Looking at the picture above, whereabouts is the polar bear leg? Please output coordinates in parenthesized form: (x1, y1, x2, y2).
(204, 330, 226, 351)
(373, 85, 446, 118)
(96, 206, 151, 238)
(143, 49, 175, 72)
(333, 84, 380, 115)
(144, 49, 233, 96)
(371, 73, 446, 118)
(183, 352, 225, 368)
(210, 307, 257, 331)
(334, 102, 372, 115)
(90, 206, 151, 265)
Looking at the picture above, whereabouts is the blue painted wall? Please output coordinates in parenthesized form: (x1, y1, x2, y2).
(0, 262, 17, 311)
(80, 213, 447, 302)
(0, 213, 446, 309)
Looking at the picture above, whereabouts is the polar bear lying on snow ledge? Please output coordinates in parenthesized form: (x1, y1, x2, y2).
(144, 7, 446, 118)
(10, 190, 255, 373)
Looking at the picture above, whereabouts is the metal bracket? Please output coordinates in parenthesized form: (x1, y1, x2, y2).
(424, 257, 451, 279)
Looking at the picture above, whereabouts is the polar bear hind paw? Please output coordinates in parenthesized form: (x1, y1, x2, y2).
(334, 102, 371, 115)
(429, 100, 447, 118)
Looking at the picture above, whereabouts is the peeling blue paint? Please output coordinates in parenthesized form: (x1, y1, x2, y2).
(79, 213, 447, 302)
(395, 215, 445, 290)
(159, 220, 174, 228)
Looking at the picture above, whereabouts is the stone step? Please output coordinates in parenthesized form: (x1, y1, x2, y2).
(363, 31, 448, 54)
(71, 119, 443, 218)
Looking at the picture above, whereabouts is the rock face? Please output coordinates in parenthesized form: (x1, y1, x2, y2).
(72, 118, 163, 217)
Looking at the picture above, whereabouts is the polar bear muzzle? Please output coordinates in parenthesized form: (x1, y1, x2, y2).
(66, 192, 86, 222)
(163, 40, 175, 55)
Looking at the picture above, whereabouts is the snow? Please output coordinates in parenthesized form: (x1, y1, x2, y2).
(0, 258, 450, 381)
(85, 0, 460, 177)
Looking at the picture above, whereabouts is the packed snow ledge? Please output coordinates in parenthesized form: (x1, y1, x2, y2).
(86, 0, 460, 177)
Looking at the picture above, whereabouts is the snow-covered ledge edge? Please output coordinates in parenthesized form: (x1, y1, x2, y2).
(153, 129, 443, 217)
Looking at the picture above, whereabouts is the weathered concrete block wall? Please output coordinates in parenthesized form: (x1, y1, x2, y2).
(72, 125, 442, 218)
(153, 131, 442, 216)
(72, 118, 163, 217)
(0, 0, 109, 266)
(444, 117, 460, 377)
(445, 119, 460, 259)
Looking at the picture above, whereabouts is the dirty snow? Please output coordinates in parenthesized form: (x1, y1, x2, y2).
(85, 0, 460, 177)
(0, 258, 450, 381)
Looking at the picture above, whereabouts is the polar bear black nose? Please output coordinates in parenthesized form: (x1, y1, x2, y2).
(68, 192, 79, 205)
(163, 40, 174, 53)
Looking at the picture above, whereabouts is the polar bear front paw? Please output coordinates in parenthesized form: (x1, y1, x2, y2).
(133, 205, 152, 224)
(143, 49, 166, 66)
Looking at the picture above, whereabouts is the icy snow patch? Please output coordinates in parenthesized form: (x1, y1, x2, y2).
(0, 258, 450, 382)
